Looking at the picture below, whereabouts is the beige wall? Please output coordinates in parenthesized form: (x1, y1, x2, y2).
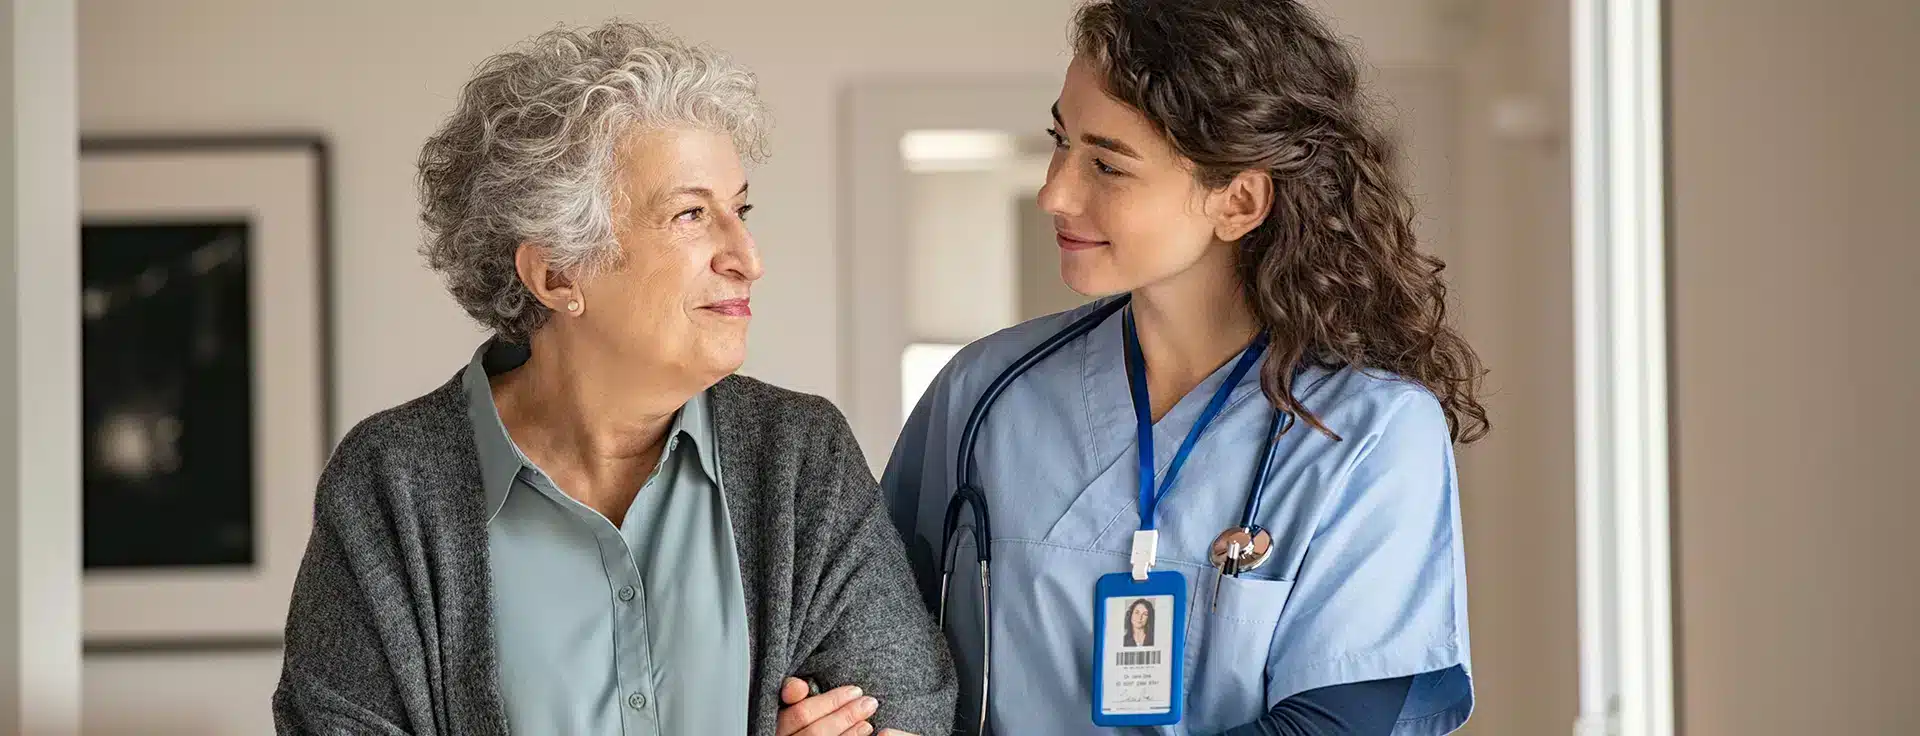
(1670, 1, 1920, 733)
(77, 0, 1096, 428)
(1442, 0, 1580, 733)
(1016, 190, 1091, 322)
(907, 167, 1028, 343)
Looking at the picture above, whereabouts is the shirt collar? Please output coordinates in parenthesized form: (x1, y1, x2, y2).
(674, 388, 723, 487)
(463, 338, 722, 523)
(464, 339, 532, 523)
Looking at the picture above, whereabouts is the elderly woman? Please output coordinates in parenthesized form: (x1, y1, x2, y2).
(272, 21, 954, 736)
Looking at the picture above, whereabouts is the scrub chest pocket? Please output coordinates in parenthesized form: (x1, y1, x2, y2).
(1185, 571, 1295, 733)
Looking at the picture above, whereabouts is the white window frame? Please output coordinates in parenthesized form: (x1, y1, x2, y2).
(1572, 0, 1675, 734)
(2, 0, 82, 731)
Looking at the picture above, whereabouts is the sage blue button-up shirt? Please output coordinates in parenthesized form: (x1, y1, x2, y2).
(464, 341, 750, 734)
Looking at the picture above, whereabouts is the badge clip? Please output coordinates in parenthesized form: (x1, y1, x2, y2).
(1130, 529, 1158, 581)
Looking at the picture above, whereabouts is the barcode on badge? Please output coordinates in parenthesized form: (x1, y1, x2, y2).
(1115, 650, 1163, 667)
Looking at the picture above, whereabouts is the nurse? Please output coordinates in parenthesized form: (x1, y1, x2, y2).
(882, 1, 1489, 734)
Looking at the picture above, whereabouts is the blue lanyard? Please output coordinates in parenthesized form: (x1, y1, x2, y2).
(1121, 308, 1269, 532)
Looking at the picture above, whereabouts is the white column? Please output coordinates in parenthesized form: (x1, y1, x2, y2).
(1572, 0, 1674, 734)
(0, 0, 81, 733)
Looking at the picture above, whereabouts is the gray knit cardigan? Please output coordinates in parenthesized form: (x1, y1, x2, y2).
(271, 369, 957, 735)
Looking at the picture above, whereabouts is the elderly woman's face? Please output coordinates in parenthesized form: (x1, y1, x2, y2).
(578, 127, 760, 380)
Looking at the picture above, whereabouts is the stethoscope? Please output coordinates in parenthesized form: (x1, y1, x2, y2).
(937, 294, 1290, 734)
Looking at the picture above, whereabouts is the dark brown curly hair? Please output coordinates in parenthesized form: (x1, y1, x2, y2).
(1073, 0, 1490, 444)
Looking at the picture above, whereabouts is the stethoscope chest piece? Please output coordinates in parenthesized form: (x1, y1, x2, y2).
(1208, 526, 1274, 611)
(1208, 526, 1274, 575)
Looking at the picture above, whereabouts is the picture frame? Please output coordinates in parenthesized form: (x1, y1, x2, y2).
(78, 135, 333, 650)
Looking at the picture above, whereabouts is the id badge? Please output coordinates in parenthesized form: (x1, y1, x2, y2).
(1091, 569, 1186, 727)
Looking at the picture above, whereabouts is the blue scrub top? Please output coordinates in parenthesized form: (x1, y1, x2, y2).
(882, 298, 1474, 735)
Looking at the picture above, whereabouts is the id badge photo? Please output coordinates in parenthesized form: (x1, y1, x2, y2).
(1091, 569, 1186, 727)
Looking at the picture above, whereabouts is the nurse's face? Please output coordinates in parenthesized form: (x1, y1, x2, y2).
(1037, 57, 1226, 297)
(1129, 602, 1150, 629)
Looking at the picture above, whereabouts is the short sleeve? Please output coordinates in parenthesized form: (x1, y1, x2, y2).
(880, 356, 963, 613)
(1265, 391, 1473, 734)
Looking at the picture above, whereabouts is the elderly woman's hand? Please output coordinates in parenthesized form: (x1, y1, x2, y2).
(777, 677, 922, 736)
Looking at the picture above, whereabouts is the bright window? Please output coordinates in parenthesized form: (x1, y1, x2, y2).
(900, 343, 965, 424)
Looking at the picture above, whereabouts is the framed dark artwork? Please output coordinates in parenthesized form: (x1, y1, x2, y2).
(79, 136, 332, 649)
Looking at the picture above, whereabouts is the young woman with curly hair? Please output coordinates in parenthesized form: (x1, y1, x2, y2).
(883, 1, 1488, 733)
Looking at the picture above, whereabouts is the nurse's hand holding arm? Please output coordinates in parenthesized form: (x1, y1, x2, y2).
(777, 681, 877, 736)
(777, 678, 921, 736)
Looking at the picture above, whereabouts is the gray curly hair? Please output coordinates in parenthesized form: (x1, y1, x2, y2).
(418, 20, 771, 342)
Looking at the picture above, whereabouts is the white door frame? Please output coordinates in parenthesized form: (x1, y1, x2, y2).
(1572, 0, 1676, 733)
(0, 0, 82, 732)
(839, 78, 1059, 472)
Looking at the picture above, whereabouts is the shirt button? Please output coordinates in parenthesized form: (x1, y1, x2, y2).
(628, 692, 648, 711)
(617, 585, 636, 602)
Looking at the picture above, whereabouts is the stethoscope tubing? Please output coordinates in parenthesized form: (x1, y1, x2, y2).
(938, 296, 1130, 735)
(938, 294, 1285, 734)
